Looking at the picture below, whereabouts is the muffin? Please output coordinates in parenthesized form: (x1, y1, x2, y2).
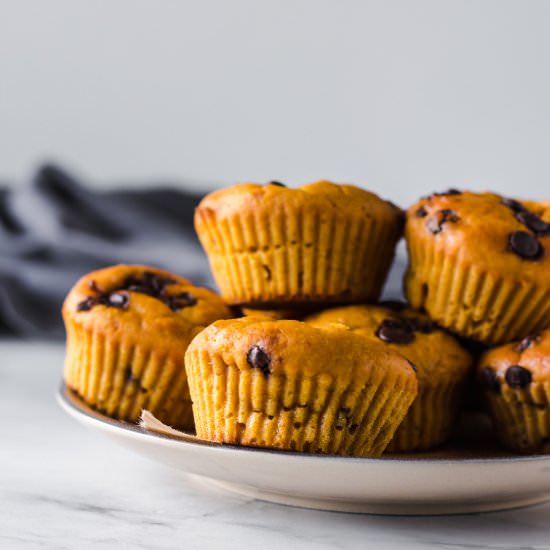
(405, 190, 550, 344)
(305, 304, 472, 451)
(478, 329, 550, 453)
(194, 180, 404, 306)
(63, 264, 232, 428)
(185, 317, 418, 456)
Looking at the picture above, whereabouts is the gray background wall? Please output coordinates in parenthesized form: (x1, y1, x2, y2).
(1, 0, 549, 206)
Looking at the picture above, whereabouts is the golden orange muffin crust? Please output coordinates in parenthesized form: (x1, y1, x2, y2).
(63, 264, 232, 428)
(304, 304, 472, 451)
(185, 317, 418, 456)
(405, 190, 550, 344)
(195, 180, 404, 306)
(478, 329, 550, 453)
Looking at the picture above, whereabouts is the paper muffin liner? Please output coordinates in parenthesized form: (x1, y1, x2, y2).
(64, 319, 194, 429)
(484, 381, 550, 453)
(196, 204, 401, 305)
(185, 346, 416, 457)
(385, 380, 464, 452)
(405, 233, 550, 344)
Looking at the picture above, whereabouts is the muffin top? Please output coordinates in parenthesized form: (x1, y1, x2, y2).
(304, 303, 472, 386)
(187, 316, 418, 387)
(478, 329, 550, 395)
(406, 190, 550, 280)
(63, 264, 232, 344)
(195, 180, 403, 225)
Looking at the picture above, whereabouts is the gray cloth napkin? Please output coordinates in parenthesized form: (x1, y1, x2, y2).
(1, 165, 211, 337)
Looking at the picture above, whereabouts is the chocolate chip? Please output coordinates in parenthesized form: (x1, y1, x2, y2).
(124, 272, 175, 297)
(269, 181, 286, 187)
(507, 231, 543, 260)
(246, 345, 271, 377)
(515, 211, 550, 236)
(142, 272, 175, 295)
(146, 275, 166, 295)
(76, 296, 96, 311)
(415, 206, 428, 218)
(505, 365, 532, 389)
(106, 292, 128, 309)
(166, 292, 197, 311)
(502, 198, 526, 213)
(376, 318, 415, 344)
(440, 208, 459, 219)
(427, 209, 460, 234)
(77, 291, 129, 311)
(515, 333, 540, 352)
(127, 284, 154, 296)
(123, 271, 193, 310)
(426, 217, 442, 234)
(480, 367, 500, 393)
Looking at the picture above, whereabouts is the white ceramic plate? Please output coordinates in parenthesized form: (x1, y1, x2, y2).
(58, 384, 550, 515)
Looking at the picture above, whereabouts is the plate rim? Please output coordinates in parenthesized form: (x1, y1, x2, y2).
(57, 381, 550, 466)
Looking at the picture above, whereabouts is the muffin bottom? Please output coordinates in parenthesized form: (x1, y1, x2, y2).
(65, 322, 194, 429)
(186, 348, 417, 457)
(406, 240, 550, 344)
(385, 381, 465, 452)
(484, 381, 550, 453)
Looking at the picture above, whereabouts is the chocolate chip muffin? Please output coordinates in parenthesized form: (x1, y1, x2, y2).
(405, 191, 550, 344)
(305, 304, 472, 452)
(194, 180, 404, 307)
(478, 329, 550, 453)
(185, 317, 418, 456)
(63, 264, 232, 428)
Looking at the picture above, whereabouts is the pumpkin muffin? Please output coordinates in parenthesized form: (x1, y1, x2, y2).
(305, 304, 472, 452)
(185, 317, 418, 456)
(194, 180, 404, 306)
(478, 329, 550, 453)
(405, 190, 550, 344)
(63, 264, 232, 428)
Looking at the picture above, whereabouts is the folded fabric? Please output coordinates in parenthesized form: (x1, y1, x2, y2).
(0, 164, 405, 338)
(1, 164, 210, 337)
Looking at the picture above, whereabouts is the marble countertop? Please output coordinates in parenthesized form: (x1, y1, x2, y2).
(3, 340, 550, 550)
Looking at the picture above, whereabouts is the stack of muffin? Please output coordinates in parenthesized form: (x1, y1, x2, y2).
(63, 181, 550, 456)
